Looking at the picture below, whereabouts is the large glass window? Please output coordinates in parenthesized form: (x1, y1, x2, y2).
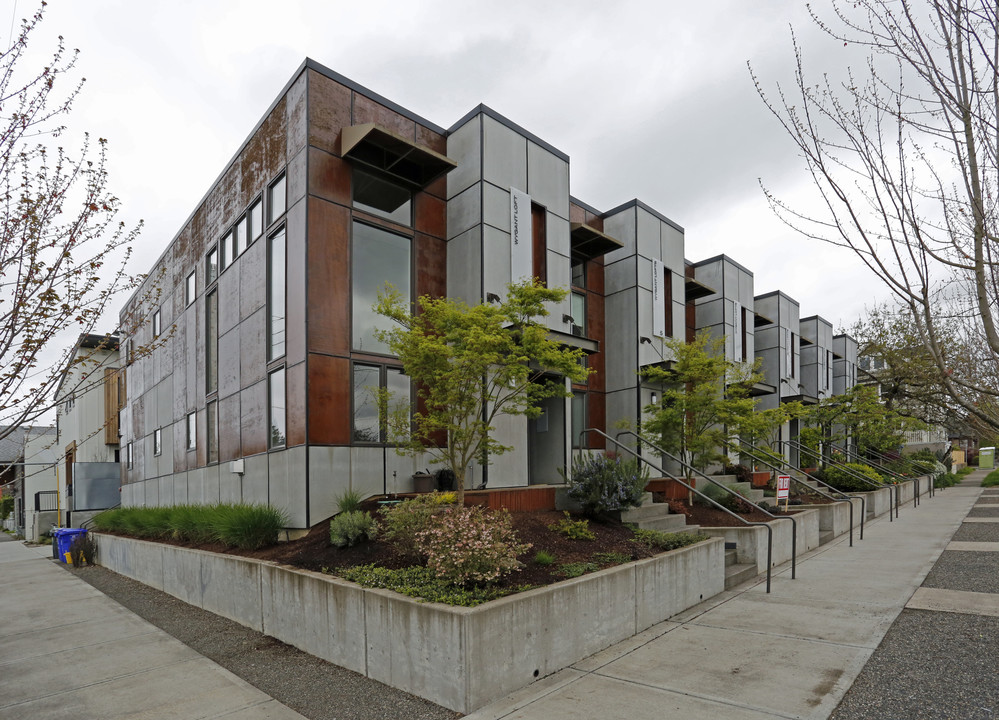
(268, 227, 286, 360)
(353, 167, 412, 226)
(206, 290, 218, 393)
(571, 259, 586, 288)
(352, 363, 410, 443)
(352, 222, 410, 354)
(268, 367, 286, 449)
(207, 399, 218, 463)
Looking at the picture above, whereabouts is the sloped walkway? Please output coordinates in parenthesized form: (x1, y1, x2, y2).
(0, 534, 307, 720)
(465, 472, 986, 720)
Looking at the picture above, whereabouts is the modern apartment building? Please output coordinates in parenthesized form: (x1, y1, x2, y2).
(119, 59, 858, 530)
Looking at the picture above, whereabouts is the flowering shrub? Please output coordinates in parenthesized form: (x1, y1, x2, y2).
(415, 505, 530, 586)
(329, 511, 378, 548)
(380, 492, 455, 560)
(565, 453, 648, 516)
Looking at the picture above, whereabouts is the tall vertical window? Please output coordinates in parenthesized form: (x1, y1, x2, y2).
(571, 291, 586, 336)
(207, 399, 218, 463)
(268, 227, 286, 360)
(663, 269, 674, 338)
(531, 203, 547, 286)
(352, 364, 410, 443)
(153, 428, 162, 456)
(220, 230, 232, 271)
(186, 271, 196, 306)
(249, 198, 263, 242)
(206, 247, 218, 285)
(791, 333, 797, 379)
(268, 174, 286, 225)
(352, 222, 410, 354)
(206, 290, 218, 393)
(152, 310, 161, 338)
(268, 368, 287, 449)
(571, 258, 586, 288)
(186, 411, 196, 451)
(741, 307, 749, 362)
(235, 214, 248, 257)
(571, 392, 588, 448)
(127, 442, 133, 468)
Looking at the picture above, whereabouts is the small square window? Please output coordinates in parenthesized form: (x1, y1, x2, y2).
(353, 167, 411, 226)
(186, 271, 196, 306)
(152, 310, 161, 339)
(186, 411, 196, 451)
(268, 174, 286, 225)
(153, 428, 162, 456)
(250, 198, 263, 241)
(206, 247, 218, 285)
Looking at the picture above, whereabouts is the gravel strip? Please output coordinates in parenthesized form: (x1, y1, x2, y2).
(977, 497, 999, 504)
(830, 609, 999, 719)
(64, 564, 461, 720)
(921, 551, 999, 594)
(952, 523, 999, 543)
(968, 506, 999, 517)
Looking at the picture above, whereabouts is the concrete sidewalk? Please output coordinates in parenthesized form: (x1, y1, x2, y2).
(0, 534, 307, 720)
(465, 474, 985, 720)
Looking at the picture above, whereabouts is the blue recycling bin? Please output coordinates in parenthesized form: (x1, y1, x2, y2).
(54, 528, 87, 563)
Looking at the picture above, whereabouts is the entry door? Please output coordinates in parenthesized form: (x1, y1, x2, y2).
(528, 395, 566, 485)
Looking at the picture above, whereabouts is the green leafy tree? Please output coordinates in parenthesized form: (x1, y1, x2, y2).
(736, 403, 798, 474)
(642, 331, 761, 472)
(374, 280, 590, 504)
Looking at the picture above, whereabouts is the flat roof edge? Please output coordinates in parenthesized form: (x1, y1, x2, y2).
(447, 104, 569, 163)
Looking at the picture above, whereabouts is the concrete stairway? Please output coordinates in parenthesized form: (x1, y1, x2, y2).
(724, 544, 757, 589)
(616, 493, 701, 534)
(711, 474, 766, 504)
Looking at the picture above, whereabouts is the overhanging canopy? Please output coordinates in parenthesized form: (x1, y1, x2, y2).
(342, 123, 457, 189)
(570, 223, 623, 260)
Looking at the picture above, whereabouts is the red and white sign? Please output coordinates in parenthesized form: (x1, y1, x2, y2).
(776, 475, 791, 501)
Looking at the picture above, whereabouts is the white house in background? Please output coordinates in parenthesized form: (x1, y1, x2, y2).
(52, 333, 123, 528)
(21, 426, 59, 541)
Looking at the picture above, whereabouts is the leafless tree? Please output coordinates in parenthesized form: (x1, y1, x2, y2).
(0, 3, 144, 442)
(754, 0, 999, 431)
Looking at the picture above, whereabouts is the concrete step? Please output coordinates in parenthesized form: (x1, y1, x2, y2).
(724, 562, 758, 590)
(819, 530, 835, 546)
(630, 513, 690, 533)
(619, 503, 676, 522)
(724, 548, 738, 567)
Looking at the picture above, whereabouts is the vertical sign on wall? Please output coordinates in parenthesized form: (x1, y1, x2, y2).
(510, 188, 533, 283)
(784, 328, 792, 378)
(652, 259, 666, 338)
(733, 301, 743, 362)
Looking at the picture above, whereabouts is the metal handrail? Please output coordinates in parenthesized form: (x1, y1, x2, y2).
(785, 439, 899, 521)
(576, 428, 776, 593)
(730, 437, 863, 545)
(615, 430, 797, 580)
(853, 445, 937, 499)
(34, 490, 59, 512)
(833, 444, 919, 508)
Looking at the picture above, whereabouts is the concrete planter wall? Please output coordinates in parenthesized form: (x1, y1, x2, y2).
(93, 533, 725, 713)
(701, 508, 820, 573)
(795, 498, 864, 540)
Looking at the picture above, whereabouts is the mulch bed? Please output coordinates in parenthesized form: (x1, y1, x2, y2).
(669, 498, 803, 528)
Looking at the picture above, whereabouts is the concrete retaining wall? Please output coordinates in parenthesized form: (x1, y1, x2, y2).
(702, 508, 820, 572)
(796, 498, 864, 541)
(93, 533, 725, 713)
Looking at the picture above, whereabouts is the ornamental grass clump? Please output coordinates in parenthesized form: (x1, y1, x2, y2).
(329, 511, 378, 548)
(415, 505, 530, 586)
(564, 453, 648, 516)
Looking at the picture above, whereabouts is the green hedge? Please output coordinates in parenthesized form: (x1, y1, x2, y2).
(92, 503, 287, 550)
(822, 463, 884, 492)
(983, 470, 999, 488)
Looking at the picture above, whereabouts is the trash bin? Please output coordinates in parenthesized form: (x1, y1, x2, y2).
(54, 528, 87, 563)
(981, 447, 995, 469)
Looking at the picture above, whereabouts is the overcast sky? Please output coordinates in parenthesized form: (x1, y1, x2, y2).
(9, 0, 882, 333)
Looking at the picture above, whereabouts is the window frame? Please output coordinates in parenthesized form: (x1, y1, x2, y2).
(268, 173, 287, 226)
(206, 288, 219, 394)
(186, 271, 196, 306)
(206, 245, 218, 286)
(268, 367, 287, 450)
(351, 166, 413, 227)
(152, 309, 161, 339)
(153, 428, 162, 457)
(267, 225, 287, 361)
(185, 411, 197, 452)
(351, 220, 412, 356)
(351, 361, 411, 445)
(206, 399, 218, 464)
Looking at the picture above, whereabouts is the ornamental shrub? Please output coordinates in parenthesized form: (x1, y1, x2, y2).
(329, 511, 378, 548)
(415, 505, 530, 586)
(565, 453, 648, 516)
(547, 511, 596, 540)
(631, 528, 711, 551)
(823, 463, 884, 492)
(380, 492, 454, 560)
(982, 470, 999, 487)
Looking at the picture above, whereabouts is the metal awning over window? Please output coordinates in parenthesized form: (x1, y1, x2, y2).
(342, 123, 457, 189)
(570, 223, 623, 260)
(754, 311, 775, 327)
(685, 276, 715, 301)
